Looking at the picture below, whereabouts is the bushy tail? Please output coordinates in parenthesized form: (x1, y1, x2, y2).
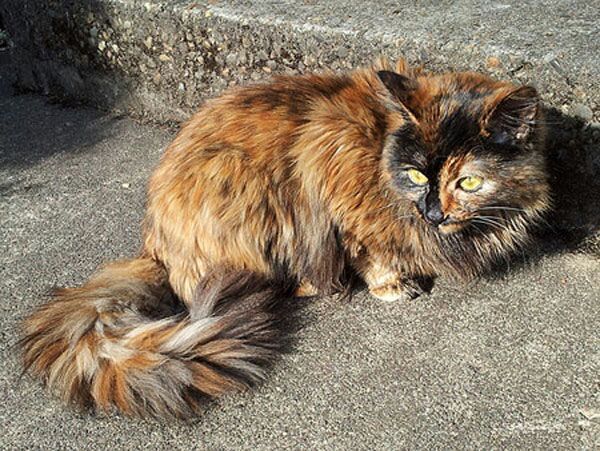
(21, 258, 284, 418)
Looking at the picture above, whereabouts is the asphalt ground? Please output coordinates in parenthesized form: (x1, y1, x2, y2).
(0, 87, 598, 448)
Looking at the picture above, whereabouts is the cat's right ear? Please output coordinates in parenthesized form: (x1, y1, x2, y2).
(376, 70, 417, 107)
(483, 86, 539, 146)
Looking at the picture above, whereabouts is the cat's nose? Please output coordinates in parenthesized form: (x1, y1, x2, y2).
(424, 208, 445, 226)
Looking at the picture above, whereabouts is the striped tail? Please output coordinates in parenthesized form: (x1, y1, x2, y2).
(21, 258, 284, 418)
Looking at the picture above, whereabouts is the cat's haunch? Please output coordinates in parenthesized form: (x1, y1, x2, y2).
(21, 59, 550, 417)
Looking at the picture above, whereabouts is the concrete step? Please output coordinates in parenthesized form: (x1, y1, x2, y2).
(1, 0, 598, 123)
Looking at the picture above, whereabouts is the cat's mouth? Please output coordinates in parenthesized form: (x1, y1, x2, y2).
(414, 206, 468, 234)
(414, 203, 495, 235)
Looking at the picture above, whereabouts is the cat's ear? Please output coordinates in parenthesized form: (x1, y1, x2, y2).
(484, 86, 539, 146)
(376, 70, 417, 107)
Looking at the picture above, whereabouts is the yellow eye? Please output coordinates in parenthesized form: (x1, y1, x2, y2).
(459, 176, 484, 192)
(407, 168, 429, 186)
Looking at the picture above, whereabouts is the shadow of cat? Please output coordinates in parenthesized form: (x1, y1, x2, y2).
(489, 106, 600, 279)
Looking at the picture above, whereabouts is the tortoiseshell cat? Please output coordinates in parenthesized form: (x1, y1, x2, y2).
(22, 59, 550, 417)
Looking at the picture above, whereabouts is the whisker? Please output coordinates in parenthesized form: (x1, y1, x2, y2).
(372, 200, 416, 218)
(478, 206, 527, 213)
(470, 222, 487, 235)
(474, 220, 516, 271)
(471, 219, 502, 230)
(472, 217, 509, 232)
(476, 216, 511, 227)
(477, 206, 554, 231)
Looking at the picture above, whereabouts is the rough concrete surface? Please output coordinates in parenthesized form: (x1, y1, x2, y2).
(1, 70, 599, 449)
(1, 0, 598, 123)
(1, 2, 599, 448)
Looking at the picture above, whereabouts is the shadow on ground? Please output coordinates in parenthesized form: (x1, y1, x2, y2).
(0, 2, 133, 171)
(543, 107, 600, 254)
(495, 106, 600, 276)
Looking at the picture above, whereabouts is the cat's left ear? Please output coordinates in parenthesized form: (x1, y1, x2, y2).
(377, 71, 416, 104)
(376, 70, 418, 116)
(483, 86, 539, 146)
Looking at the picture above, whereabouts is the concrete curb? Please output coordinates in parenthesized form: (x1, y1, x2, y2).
(1, 1, 598, 123)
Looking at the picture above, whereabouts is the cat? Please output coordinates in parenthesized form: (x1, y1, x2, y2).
(21, 59, 550, 418)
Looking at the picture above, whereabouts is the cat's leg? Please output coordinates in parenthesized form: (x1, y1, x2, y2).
(361, 261, 424, 302)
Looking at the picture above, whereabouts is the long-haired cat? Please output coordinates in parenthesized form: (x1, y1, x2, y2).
(21, 59, 550, 417)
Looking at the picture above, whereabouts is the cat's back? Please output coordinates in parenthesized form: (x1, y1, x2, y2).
(169, 73, 348, 153)
(158, 69, 388, 167)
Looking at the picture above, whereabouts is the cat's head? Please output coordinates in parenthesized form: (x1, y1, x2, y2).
(378, 69, 550, 236)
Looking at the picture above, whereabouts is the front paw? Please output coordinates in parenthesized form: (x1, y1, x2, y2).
(369, 278, 423, 302)
(294, 279, 319, 298)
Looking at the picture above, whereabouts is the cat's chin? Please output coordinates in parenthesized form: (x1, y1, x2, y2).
(437, 222, 467, 234)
